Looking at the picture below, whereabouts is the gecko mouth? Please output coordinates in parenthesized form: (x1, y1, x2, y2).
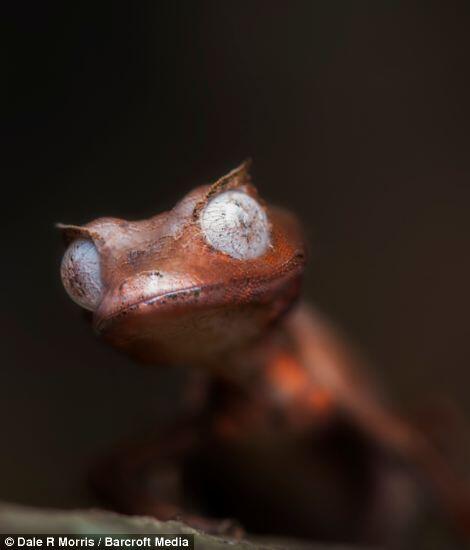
(94, 255, 305, 335)
(94, 248, 305, 336)
(92, 254, 305, 365)
(94, 283, 210, 334)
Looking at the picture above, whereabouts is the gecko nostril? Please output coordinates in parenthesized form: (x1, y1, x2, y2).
(127, 249, 146, 264)
(115, 270, 194, 306)
(119, 271, 165, 297)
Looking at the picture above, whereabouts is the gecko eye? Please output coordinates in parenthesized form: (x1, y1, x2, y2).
(200, 190, 270, 260)
(60, 239, 103, 311)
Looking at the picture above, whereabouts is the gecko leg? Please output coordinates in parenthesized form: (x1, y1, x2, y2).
(89, 424, 243, 538)
(287, 305, 470, 537)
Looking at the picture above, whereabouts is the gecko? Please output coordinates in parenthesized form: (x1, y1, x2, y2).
(58, 162, 470, 544)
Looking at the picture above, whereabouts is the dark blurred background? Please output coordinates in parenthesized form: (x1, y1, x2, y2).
(2, 0, 470, 511)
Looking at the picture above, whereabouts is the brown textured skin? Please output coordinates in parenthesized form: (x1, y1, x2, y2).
(60, 163, 305, 366)
(59, 163, 470, 544)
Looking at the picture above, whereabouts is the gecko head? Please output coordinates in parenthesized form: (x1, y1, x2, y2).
(58, 162, 306, 366)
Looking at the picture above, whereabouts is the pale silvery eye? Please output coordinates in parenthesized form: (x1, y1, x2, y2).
(60, 239, 103, 311)
(200, 190, 270, 259)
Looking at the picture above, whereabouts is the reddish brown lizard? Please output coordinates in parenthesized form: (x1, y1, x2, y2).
(59, 162, 470, 544)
